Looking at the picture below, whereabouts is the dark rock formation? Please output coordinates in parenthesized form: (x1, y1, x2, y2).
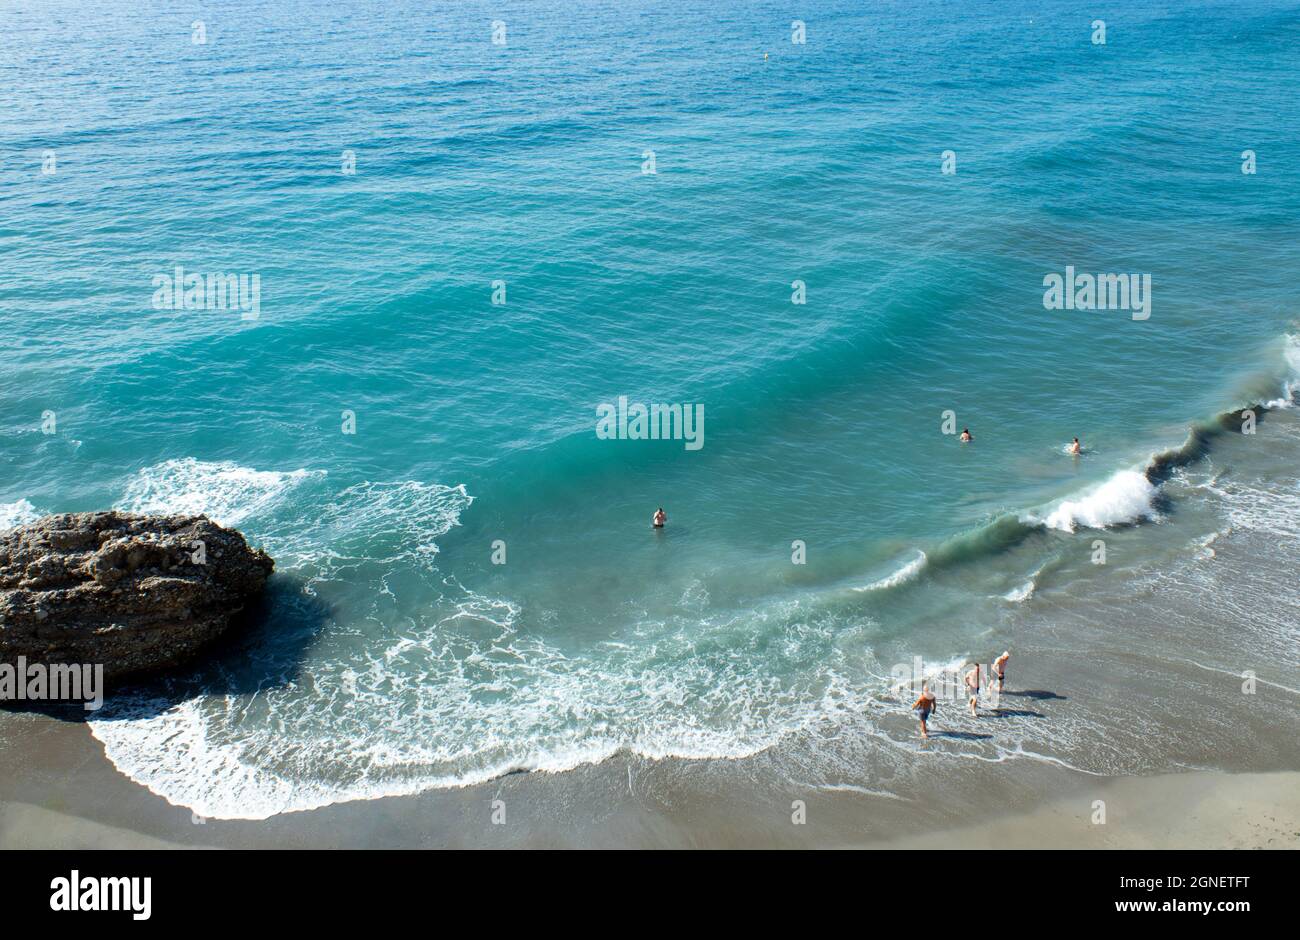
(0, 512, 273, 681)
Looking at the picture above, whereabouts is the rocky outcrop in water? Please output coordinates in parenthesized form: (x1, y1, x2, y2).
(0, 512, 273, 681)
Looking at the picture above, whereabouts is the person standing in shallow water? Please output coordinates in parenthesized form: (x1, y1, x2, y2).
(1069, 437, 1081, 455)
(652, 507, 666, 529)
(960, 427, 973, 442)
(965, 662, 981, 716)
(993, 650, 1010, 692)
(911, 682, 937, 739)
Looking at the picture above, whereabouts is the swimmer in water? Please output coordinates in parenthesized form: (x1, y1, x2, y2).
(960, 428, 973, 442)
(993, 650, 1010, 692)
(652, 507, 666, 528)
(911, 682, 937, 739)
(965, 662, 981, 716)
(1069, 437, 1081, 455)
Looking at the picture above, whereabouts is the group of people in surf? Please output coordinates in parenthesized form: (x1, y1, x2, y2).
(650, 428, 1064, 742)
(910, 651, 1010, 739)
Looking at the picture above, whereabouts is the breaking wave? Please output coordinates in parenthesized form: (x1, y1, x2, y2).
(855, 551, 927, 592)
(859, 334, 1300, 592)
(118, 457, 323, 528)
(0, 498, 40, 531)
(1038, 470, 1159, 533)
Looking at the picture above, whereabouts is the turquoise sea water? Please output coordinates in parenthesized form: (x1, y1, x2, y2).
(3, 0, 1299, 818)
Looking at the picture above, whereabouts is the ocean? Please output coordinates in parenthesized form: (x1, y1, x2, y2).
(1, 0, 1298, 822)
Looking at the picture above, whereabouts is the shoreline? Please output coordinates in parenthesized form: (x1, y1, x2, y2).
(860, 769, 1300, 850)
(2, 716, 1296, 849)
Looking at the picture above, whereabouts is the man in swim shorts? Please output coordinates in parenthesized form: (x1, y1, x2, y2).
(965, 662, 981, 716)
(960, 428, 973, 442)
(911, 682, 937, 739)
(653, 507, 666, 528)
(993, 650, 1010, 692)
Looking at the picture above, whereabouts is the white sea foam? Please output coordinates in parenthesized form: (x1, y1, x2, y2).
(0, 498, 40, 531)
(113, 459, 472, 576)
(1264, 333, 1300, 408)
(88, 593, 876, 820)
(88, 663, 820, 820)
(1037, 469, 1158, 532)
(1201, 480, 1300, 541)
(118, 457, 323, 527)
(1002, 580, 1035, 603)
(1264, 379, 1297, 410)
(278, 479, 473, 572)
(855, 550, 927, 592)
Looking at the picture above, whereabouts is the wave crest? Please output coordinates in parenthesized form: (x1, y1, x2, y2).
(854, 551, 927, 592)
(1039, 470, 1159, 533)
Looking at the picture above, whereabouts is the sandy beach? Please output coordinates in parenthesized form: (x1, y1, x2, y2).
(2, 713, 1296, 850)
(861, 771, 1300, 850)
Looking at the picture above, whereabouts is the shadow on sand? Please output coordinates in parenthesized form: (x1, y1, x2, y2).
(1001, 689, 1067, 701)
(988, 707, 1046, 719)
(928, 730, 994, 741)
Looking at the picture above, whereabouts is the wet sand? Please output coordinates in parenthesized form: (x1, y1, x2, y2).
(2, 714, 1296, 849)
(861, 770, 1300, 849)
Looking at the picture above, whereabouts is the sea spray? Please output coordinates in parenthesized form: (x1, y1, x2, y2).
(1042, 470, 1159, 532)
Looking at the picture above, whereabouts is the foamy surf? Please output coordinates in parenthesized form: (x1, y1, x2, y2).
(1037, 470, 1158, 533)
(86, 585, 882, 820)
(1200, 480, 1300, 541)
(87, 458, 496, 818)
(0, 498, 40, 531)
(112, 458, 473, 575)
(118, 458, 323, 527)
(1263, 336, 1298, 408)
(276, 479, 474, 572)
(87, 683, 833, 820)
